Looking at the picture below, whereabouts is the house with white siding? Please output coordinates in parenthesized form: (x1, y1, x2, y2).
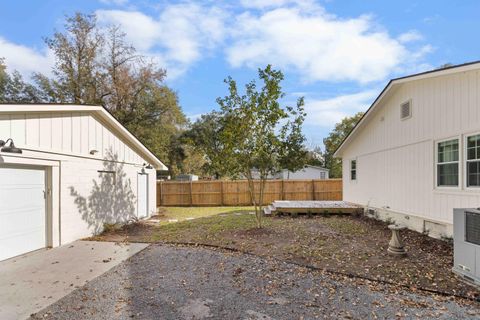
(275, 165, 329, 180)
(248, 165, 329, 180)
(0, 104, 165, 261)
(334, 61, 480, 238)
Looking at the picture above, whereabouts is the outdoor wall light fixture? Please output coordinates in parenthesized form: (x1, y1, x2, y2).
(0, 138, 22, 154)
(142, 163, 153, 169)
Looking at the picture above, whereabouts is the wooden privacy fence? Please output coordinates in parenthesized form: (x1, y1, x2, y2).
(157, 179, 342, 206)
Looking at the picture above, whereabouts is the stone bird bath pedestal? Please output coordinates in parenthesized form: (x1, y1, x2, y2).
(387, 224, 407, 256)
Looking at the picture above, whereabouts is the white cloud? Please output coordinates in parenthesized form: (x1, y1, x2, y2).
(240, 0, 315, 9)
(304, 90, 377, 127)
(240, 0, 290, 9)
(0, 37, 54, 77)
(96, 10, 160, 51)
(0, 2, 432, 85)
(423, 14, 441, 24)
(99, 0, 129, 6)
(226, 6, 429, 83)
(96, 3, 227, 78)
(187, 113, 204, 123)
(398, 30, 423, 43)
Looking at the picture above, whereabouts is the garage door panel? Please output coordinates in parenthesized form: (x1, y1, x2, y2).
(0, 167, 46, 261)
(1, 208, 45, 234)
(0, 190, 44, 210)
(0, 168, 45, 185)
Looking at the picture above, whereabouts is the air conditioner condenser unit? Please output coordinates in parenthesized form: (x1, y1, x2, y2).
(453, 208, 480, 286)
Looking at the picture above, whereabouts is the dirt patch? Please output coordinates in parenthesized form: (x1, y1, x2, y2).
(90, 222, 154, 243)
(233, 227, 275, 237)
(303, 221, 341, 237)
(92, 211, 480, 300)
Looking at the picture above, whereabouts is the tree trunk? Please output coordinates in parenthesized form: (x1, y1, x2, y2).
(258, 177, 267, 228)
(245, 173, 261, 228)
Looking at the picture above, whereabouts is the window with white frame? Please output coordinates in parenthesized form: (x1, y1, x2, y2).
(466, 134, 480, 187)
(436, 139, 459, 187)
(350, 160, 357, 180)
(320, 172, 326, 179)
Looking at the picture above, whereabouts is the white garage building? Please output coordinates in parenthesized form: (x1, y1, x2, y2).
(0, 104, 165, 261)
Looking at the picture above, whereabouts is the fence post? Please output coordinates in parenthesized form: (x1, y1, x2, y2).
(238, 181, 241, 205)
(221, 181, 224, 206)
(189, 181, 193, 206)
(159, 181, 163, 206)
(281, 179, 285, 200)
(312, 179, 315, 200)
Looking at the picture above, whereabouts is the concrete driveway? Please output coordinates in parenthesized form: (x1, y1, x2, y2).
(0, 241, 148, 320)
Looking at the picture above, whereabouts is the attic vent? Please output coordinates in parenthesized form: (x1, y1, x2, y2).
(400, 100, 412, 120)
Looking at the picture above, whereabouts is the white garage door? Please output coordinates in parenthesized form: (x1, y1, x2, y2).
(0, 167, 46, 261)
(137, 173, 148, 219)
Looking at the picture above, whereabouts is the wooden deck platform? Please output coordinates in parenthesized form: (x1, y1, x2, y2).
(264, 200, 363, 216)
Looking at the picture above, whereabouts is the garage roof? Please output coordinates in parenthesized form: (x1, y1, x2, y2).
(333, 60, 480, 158)
(0, 104, 167, 170)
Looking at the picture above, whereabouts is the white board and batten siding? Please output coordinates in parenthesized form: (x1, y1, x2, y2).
(276, 166, 329, 180)
(0, 112, 144, 164)
(0, 105, 162, 258)
(337, 66, 480, 237)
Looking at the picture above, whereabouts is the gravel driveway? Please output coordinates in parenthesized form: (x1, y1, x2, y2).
(31, 244, 479, 320)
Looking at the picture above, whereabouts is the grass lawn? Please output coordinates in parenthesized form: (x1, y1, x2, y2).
(154, 206, 254, 225)
(93, 206, 479, 300)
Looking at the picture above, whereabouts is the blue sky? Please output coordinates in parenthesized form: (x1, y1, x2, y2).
(1, 1, 479, 148)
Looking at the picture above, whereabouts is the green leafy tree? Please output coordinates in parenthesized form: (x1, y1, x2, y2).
(0, 59, 41, 102)
(278, 96, 308, 177)
(217, 65, 306, 228)
(437, 63, 453, 70)
(304, 145, 325, 167)
(182, 112, 230, 178)
(177, 144, 207, 176)
(42, 13, 104, 104)
(323, 112, 364, 178)
(31, 12, 187, 173)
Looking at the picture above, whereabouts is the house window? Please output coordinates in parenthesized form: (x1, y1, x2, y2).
(350, 160, 357, 180)
(320, 172, 326, 179)
(437, 139, 459, 187)
(466, 134, 480, 187)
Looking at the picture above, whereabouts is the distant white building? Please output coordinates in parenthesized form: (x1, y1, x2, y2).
(275, 165, 329, 180)
(249, 165, 329, 180)
(175, 174, 199, 181)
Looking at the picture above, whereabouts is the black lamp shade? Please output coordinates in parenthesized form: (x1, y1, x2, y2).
(0, 139, 22, 153)
(1, 145, 22, 153)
